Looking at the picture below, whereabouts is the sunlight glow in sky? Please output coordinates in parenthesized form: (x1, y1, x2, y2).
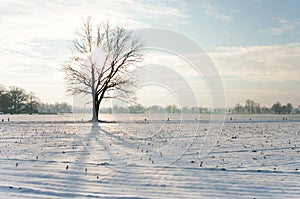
(0, 0, 299, 107)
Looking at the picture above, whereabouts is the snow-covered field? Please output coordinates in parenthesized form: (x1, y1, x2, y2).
(0, 114, 299, 198)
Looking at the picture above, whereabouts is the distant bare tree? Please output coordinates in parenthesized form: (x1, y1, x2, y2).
(272, 102, 282, 114)
(286, 103, 293, 114)
(234, 103, 242, 114)
(244, 99, 260, 114)
(62, 17, 144, 122)
(25, 92, 40, 114)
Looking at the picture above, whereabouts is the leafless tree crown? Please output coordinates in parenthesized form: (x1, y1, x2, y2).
(62, 17, 144, 120)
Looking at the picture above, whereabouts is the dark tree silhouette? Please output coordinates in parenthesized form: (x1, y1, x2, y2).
(286, 103, 293, 114)
(62, 17, 144, 122)
(8, 86, 28, 114)
(272, 102, 282, 114)
(0, 85, 10, 113)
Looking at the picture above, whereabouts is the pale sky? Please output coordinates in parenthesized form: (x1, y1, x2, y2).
(0, 0, 299, 108)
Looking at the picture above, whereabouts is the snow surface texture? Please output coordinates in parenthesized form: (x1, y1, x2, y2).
(0, 114, 299, 198)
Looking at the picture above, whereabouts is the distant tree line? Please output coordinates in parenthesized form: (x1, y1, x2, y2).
(0, 85, 72, 114)
(2, 85, 298, 115)
(229, 99, 298, 114)
(100, 105, 225, 114)
(37, 102, 72, 114)
(99, 100, 300, 115)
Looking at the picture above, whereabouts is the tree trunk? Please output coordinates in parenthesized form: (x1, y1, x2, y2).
(96, 100, 100, 121)
(91, 96, 102, 122)
(91, 62, 98, 122)
(91, 93, 98, 122)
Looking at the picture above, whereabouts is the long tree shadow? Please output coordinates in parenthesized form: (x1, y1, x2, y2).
(82, 122, 142, 162)
(44, 122, 116, 198)
(59, 121, 155, 198)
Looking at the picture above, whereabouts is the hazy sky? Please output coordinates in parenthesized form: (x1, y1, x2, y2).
(0, 0, 299, 108)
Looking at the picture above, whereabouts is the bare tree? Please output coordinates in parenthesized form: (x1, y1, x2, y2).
(25, 92, 40, 115)
(62, 17, 144, 122)
(234, 103, 242, 114)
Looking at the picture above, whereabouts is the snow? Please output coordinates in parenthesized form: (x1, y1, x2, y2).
(0, 114, 299, 198)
